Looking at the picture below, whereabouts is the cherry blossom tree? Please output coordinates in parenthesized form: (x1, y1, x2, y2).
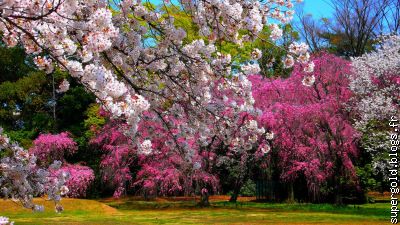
(350, 35, 400, 127)
(252, 53, 360, 203)
(0, 0, 315, 208)
(349, 35, 400, 189)
(0, 0, 312, 139)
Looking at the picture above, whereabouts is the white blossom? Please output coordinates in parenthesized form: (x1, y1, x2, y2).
(57, 79, 70, 93)
(139, 140, 153, 155)
(0, 216, 13, 225)
(241, 63, 261, 75)
(302, 75, 316, 87)
(304, 62, 315, 73)
(251, 48, 262, 60)
(265, 132, 274, 140)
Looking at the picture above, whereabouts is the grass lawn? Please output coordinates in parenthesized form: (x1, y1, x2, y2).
(0, 196, 390, 224)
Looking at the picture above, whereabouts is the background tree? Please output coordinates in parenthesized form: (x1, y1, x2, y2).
(296, 0, 399, 57)
(295, 9, 329, 53)
(349, 35, 400, 194)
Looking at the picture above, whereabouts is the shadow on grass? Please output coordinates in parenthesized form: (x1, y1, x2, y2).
(101, 197, 387, 220)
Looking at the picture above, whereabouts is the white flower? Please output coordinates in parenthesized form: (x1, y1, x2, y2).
(249, 135, 258, 143)
(57, 79, 70, 93)
(251, 48, 262, 60)
(298, 53, 310, 64)
(270, 24, 283, 41)
(261, 145, 271, 154)
(0, 216, 12, 225)
(62, 38, 77, 55)
(283, 55, 295, 68)
(246, 120, 258, 130)
(33, 56, 53, 74)
(66, 61, 84, 78)
(304, 62, 315, 73)
(60, 185, 69, 196)
(302, 75, 316, 87)
(265, 132, 274, 140)
(139, 140, 152, 155)
(80, 49, 93, 63)
(193, 162, 202, 170)
(241, 63, 261, 75)
(289, 42, 309, 55)
(257, 127, 265, 134)
(104, 80, 127, 98)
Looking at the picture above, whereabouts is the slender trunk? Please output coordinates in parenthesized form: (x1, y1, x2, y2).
(229, 182, 242, 203)
(335, 192, 342, 205)
(287, 182, 295, 203)
(199, 188, 210, 207)
(52, 73, 57, 132)
(334, 182, 343, 205)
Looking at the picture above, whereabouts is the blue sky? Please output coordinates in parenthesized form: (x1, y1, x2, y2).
(298, 0, 333, 19)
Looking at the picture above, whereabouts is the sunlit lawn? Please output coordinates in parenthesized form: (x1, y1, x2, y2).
(0, 196, 389, 224)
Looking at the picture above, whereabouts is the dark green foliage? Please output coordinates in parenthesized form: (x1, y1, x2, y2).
(0, 44, 32, 82)
(239, 179, 256, 197)
(0, 44, 95, 149)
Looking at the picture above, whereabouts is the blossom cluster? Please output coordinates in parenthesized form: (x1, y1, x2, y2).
(56, 164, 95, 198)
(0, 128, 67, 213)
(0, 0, 311, 136)
(57, 79, 70, 93)
(29, 132, 78, 166)
(349, 35, 400, 178)
(350, 35, 400, 127)
(0, 216, 13, 225)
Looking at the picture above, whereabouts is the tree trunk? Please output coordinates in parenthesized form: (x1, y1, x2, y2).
(334, 185, 343, 205)
(287, 182, 295, 203)
(229, 182, 242, 203)
(198, 188, 210, 207)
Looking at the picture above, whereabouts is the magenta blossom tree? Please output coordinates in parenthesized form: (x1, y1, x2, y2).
(56, 164, 95, 198)
(90, 120, 136, 198)
(251, 53, 360, 203)
(30, 132, 77, 166)
(30, 133, 94, 198)
(133, 110, 219, 200)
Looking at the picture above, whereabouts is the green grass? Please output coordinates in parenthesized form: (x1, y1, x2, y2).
(0, 198, 390, 224)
